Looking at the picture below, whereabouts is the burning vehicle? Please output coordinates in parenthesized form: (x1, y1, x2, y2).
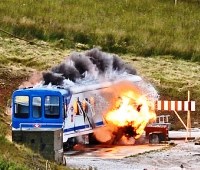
(11, 48, 159, 163)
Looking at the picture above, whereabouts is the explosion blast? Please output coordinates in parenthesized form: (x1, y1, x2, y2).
(21, 48, 158, 145)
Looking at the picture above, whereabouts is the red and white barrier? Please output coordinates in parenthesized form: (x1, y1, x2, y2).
(156, 101, 195, 111)
(155, 91, 195, 142)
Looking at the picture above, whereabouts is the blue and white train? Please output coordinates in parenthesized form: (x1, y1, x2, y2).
(11, 74, 144, 149)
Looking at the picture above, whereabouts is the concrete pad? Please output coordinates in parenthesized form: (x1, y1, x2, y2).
(65, 144, 168, 159)
(169, 129, 200, 139)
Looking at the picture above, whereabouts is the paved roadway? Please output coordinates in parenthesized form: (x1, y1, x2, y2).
(64, 129, 200, 159)
(64, 144, 167, 159)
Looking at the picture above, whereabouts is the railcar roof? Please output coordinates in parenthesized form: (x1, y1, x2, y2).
(14, 86, 70, 96)
(14, 74, 142, 95)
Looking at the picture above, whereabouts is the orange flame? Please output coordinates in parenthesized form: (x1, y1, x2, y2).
(105, 91, 156, 139)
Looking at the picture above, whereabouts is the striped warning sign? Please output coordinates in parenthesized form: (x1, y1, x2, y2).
(156, 101, 195, 111)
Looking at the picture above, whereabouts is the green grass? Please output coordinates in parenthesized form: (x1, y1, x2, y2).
(0, 120, 68, 169)
(1, 0, 200, 60)
(131, 56, 200, 100)
(0, 123, 37, 169)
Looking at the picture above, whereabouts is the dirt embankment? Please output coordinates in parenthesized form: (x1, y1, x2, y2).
(0, 67, 29, 131)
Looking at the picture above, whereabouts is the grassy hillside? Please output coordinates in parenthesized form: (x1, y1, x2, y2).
(0, 39, 71, 169)
(1, 37, 200, 126)
(0, 37, 199, 168)
(0, 0, 200, 61)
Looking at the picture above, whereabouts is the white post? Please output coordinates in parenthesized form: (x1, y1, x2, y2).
(175, 0, 177, 5)
(186, 91, 191, 142)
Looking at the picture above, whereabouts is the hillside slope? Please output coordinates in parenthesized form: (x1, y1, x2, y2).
(0, 37, 199, 168)
(1, 37, 200, 128)
(1, 0, 200, 60)
(0, 37, 71, 169)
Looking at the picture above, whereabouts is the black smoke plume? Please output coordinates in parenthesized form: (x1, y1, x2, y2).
(51, 62, 81, 82)
(85, 48, 113, 73)
(42, 48, 137, 85)
(70, 51, 94, 76)
(42, 71, 64, 85)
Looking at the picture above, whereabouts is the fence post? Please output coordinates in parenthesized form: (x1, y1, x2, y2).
(186, 91, 191, 142)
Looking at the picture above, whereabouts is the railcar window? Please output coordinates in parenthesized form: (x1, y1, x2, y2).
(14, 96, 29, 118)
(74, 100, 79, 115)
(32, 97, 41, 118)
(90, 96, 95, 108)
(82, 100, 88, 112)
(45, 96, 60, 118)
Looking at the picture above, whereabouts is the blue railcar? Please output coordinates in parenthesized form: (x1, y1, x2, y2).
(11, 75, 143, 149)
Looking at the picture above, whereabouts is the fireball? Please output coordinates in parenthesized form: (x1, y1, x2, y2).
(105, 91, 156, 139)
